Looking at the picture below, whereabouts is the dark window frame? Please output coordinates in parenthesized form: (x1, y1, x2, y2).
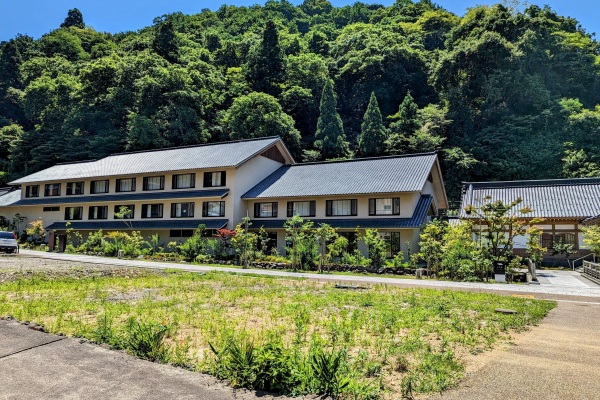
(44, 183, 61, 197)
(170, 229, 194, 238)
(116, 178, 136, 193)
(141, 203, 164, 219)
(202, 201, 226, 217)
(171, 202, 195, 218)
(88, 206, 109, 220)
(64, 206, 83, 221)
(25, 185, 40, 198)
(143, 176, 165, 191)
(254, 202, 278, 218)
(368, 198, 400, 216)
(90, 180, 109, 194)
(66, 181, 85, 196)
(203, 171, 226, 188)
(114, 205, 135, 219)
(172, 173, 196, 189)
(287, 200, 316, 217)
(43, 206, 60, 212)
(326, 199, 358, 217)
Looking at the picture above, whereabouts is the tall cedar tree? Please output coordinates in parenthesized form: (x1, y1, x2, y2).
(315, 80, 350, 160)
(246, 20, 284, 96)
(386, 91, 420, 154)
(359, 92, 386, 157)
(60, 9, 85, 29)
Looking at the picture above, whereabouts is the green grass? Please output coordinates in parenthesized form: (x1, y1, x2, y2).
(0, 268, 555, 399)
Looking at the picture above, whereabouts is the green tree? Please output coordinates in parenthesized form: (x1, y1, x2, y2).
(246, 20, 284, 96)
(358, 92, 386, 157)
(153, 19, 179, 62)
(315, 80, 349, 160)
(60, 8, 85, 29)
(386, 91, 420, 155)
(224, 92, 301, 153)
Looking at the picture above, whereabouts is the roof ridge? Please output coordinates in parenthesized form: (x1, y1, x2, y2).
(107, 136, 281, 158)
(464, 177, 600, 188)
(292, 152, 437, 167)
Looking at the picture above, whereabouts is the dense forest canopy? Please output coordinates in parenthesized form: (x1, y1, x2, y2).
(0, 1, 599, 201)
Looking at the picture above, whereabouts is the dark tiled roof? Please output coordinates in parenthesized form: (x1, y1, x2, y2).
(12, 189, 229, 206)
(45, 219, 228, 231)
(242, 153, 438, 199)
(0, 187, 21, 207)
(460, 178, 600, 219)
(10, 137, 288, 184)
(250, 195, 433, 229)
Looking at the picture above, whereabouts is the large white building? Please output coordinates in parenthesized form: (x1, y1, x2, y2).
(0, 137, 448, 256)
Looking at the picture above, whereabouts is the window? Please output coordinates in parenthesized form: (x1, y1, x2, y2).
(89, 206, 108, 220)
(203, 171, 226, 187)
(259, 232, 278, 253)
(254, 202, 278, 218)
(143, 176, 165, 191)
(380, 232, 401, 257)
(170, 230, 194, 238)
(541, 231, 577, 250)
(287, 201, 316, 217)
(171, 202, 195, 218)
(90, 180, 109, 194)
(369, 198, 400, 216)
(25, 185, 39, 198)
(114, 205, 135, 219)
(326, 199, 357, 216)
(202, 201, 225, 217)
(141, 204, 163, 218)
(66, 182, 84, 196)
(64, 207, 83, 220)
(43, 206, 59, 212)
(172, 173, 195, 189)
(44, 183, 61, 197)
(116, 178, 136, 192)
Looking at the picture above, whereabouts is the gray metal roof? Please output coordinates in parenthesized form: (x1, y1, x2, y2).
(460, 178, 600, 219)
(12, 189, 228, 206)
(251, 195, 433, 229)
(10, 137, 288, 185)
(45, 219, 228, 231)
(242, 153, 438, 199)
(0, 188, 21, 207)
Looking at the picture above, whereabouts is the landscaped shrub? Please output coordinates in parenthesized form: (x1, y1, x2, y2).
(79, 230, 106, 254)
(178, 225, 208, 261)
(362, 229, 387, 268)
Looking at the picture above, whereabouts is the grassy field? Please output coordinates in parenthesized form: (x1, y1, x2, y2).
(0, 266, 555, 399)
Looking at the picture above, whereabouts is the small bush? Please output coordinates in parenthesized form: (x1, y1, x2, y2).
(122, 318, 171, 363)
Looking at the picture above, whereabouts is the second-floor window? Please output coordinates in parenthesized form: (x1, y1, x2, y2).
(114, 205, 135, 219)
(25, 185, 39, 198)
(45, 183, 61, 197)
(202, 201, 225, 217)
(172, 173, 195, 189)
(171, 202, 195, 218)
(369, 198, 400, 216)
(326, 199, 357, 216)
(254, 202, 278, 218)
(143, 176, 165, 191)
(66, 182, 84, 196)
(203, 171, 226, 187)
(287, 201, 316, 217)
(89, 206, 108, 220)
(64, 206, 83, 220)
(116, 178, 136, 192)
(141, 204, 163, 218)
(90, 180, 109, 194)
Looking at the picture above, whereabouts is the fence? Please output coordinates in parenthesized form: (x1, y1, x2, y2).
(582, 261, 600, 285)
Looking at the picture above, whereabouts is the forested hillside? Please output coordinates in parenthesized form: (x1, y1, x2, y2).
(1, 0, 599, 200)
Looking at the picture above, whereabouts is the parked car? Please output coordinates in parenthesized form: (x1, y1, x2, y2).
(0, 231, 18, 253)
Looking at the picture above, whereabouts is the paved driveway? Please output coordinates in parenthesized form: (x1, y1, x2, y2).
(16, 250, 600, 300)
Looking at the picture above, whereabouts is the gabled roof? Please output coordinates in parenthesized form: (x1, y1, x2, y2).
(10, 137, 293, 185)
(10, 189, 228, 206)
(460, 177, 600, 219)
(0, 187, 20, 207)
(45, 219, 228, 231)
(250, 195, 433, 229)
(242, 153, 439, 199)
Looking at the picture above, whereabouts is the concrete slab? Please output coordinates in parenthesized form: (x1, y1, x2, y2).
(0, 320, 62, 358)
(428, 302, 600, 400)
(0, 320, 291, 400)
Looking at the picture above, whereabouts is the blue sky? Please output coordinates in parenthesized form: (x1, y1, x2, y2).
(0, 0, 598, 42)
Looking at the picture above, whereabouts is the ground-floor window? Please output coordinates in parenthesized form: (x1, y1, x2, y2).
(259, 231, 278, 254)
(170, 229, 194, 238)
(338, 232, 358, 253)
(541, 232, 577, 250)
(380, 232, 401, 257)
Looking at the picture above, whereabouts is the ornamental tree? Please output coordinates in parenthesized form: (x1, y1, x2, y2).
(358, 92, 386, 157)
